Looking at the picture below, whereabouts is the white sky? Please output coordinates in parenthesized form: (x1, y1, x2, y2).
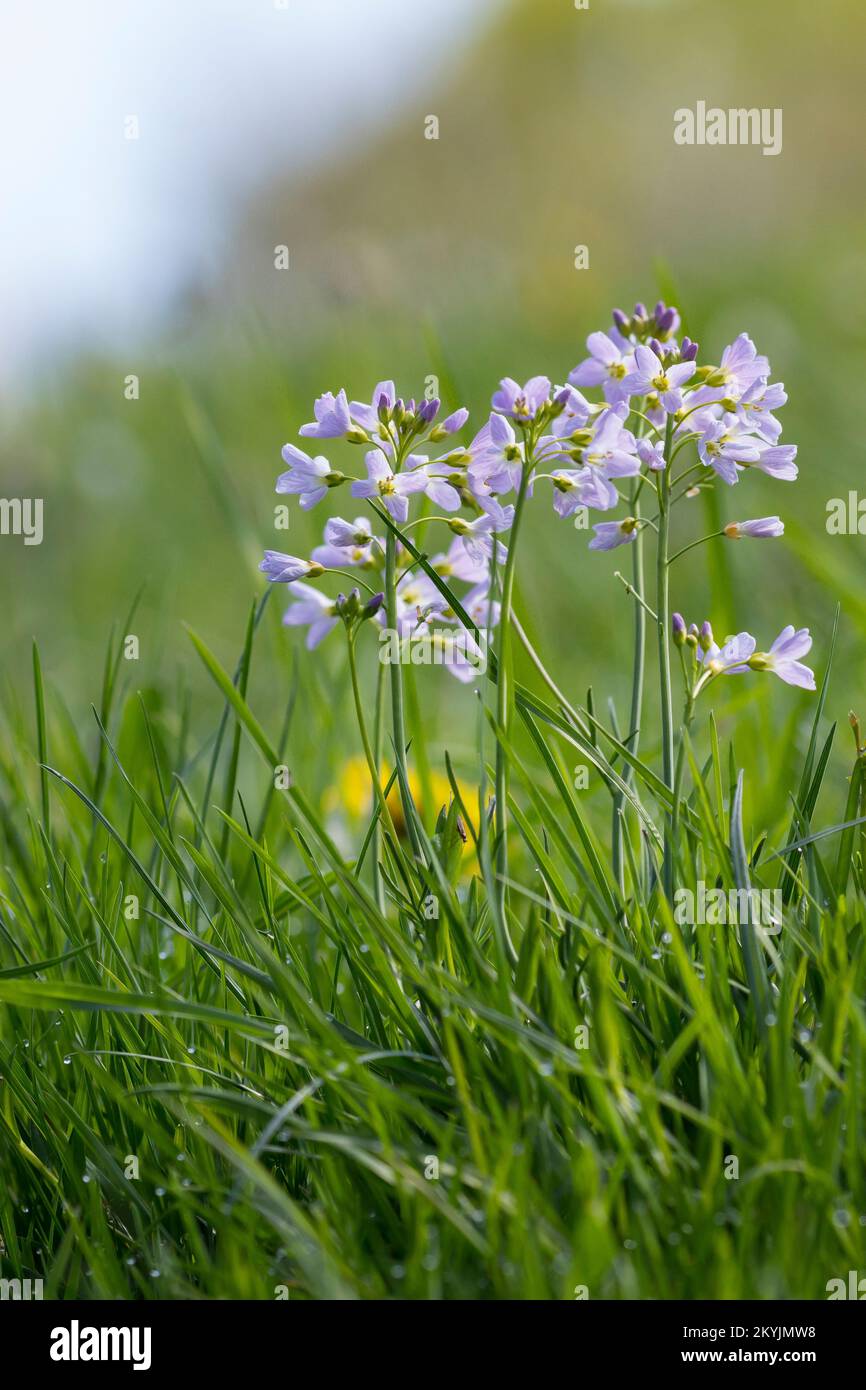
(0, 0, 497, 379)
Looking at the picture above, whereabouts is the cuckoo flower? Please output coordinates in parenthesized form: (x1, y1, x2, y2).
(589, 517, 639, 551)
(735, 378, 787, 443)
(569, 332, 635, 405)
(259, 551, 323, 583)
(751, 442, 798, 481)
(299, 390, 353, 439)
(277, 444, 343, 509)
(723, 517, 784, 540)
(311, 515, 381, 568)
(282, 583, 339, 648)
(491, 376, 551, 422)
(346, 380, 396, 433)
(351, 450, 427, 522)
(752, 626, 816, 690)
(697, 418, 762, 484)
(623, 344, 696, 413)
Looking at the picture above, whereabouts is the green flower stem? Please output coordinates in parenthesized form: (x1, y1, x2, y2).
(613, 478, 646, 893)
(658, 415, 676, 898)
(385, 527, 422, 858)
(668, 531, 724, 565)
(494, 460, 532, 914)
(347, 631, 401, 857)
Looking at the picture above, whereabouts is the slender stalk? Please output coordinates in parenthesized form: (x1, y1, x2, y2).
(658, 415, 676, 897)
(612, 480, 645, 891)
(494, 461, 532, 911)
(347, 633, 401, 853)
(671, 660, 696, 873)
(385, 527, 422, 857)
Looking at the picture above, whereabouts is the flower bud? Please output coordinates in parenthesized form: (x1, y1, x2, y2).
(699, 621, 714, 653)
(672, 612, 686, 646)
(363, 591, 384, 620)
(612, 308, 630, 335)
(680, 337, 699, 362)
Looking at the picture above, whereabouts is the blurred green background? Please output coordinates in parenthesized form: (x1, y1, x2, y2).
(2, 0, 865, 830)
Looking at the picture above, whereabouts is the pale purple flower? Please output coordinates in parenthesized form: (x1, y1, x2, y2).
(697, 418, 762, 484)
(550, 468, 617, 516)
(636, 436, 666, 471)
(404, 456, 463, 511)
(431, 537, 489, 585)
(322, 515, 376, 549)
(699, 631, 756, 675)
(468, 413, 523, 494)
(751, 443, 798, 482)
(569, 332, 635, 405)
(589, 517, 639, 551)
(276, 444, 336, 509)
(622, 344, 696, 413)
(758, 627, 815, 690)
(716, 333, 770, 397)
(491, 376, 551, 422)
(350, 450, 428, 522)
(439, 407, 469, 435)
(347, 381, 396, 432)
(735, 378, 787, 443)
(282, 582, 339, 648)
(581, 407, 641, 479)
(312, 516, 380, 568)
(549, 385, 593, 435)
(260, 551, 322, 583)
(698, 625, 815, 691)
(450, 510, 512, 564)
(724, 517, 784, 540)
(390, 572, 446, 636)
(299, 390, 353, 439)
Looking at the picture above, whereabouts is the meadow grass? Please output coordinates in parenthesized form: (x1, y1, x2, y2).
(1, 552, 865, 1301)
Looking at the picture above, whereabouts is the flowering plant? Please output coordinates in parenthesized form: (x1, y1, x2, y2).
(260, 300, 813, 913)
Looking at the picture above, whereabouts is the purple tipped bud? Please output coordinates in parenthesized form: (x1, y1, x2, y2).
(699, 620, 714, 653)
(441, 406, 468, 434)
(419, 397, 440, 424)
(657, 307, 676, 333)
(612, 308, 629, 334)
(681, 337, 699, 362)
(649, 337, 664, 359)
(672, 612, 686, 646)
(654, 301, 666, 320)
(363, 591, 385, 620)
(633, 302, 648, 320)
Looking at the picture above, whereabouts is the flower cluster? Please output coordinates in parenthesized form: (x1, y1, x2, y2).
(673, 615, 816, 694)
(259, 299, 813, 692)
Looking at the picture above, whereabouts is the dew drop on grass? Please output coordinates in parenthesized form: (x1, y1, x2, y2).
(62, 1056, 71, 1065)
(624, 1239, 637, 1250)
(833, 1210, 851, 1229)
(149, 1270, 161, 1279)
(155, 1187, 166, 1197)
(187, 1046, 196, 1055)
(764, 1012, 778, 1027)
